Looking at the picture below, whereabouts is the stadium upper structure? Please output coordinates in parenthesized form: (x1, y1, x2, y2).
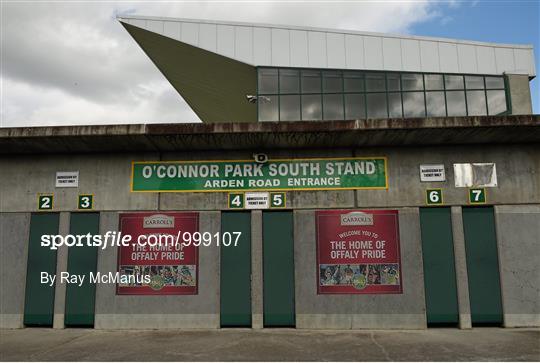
(118, 15, 536, 123)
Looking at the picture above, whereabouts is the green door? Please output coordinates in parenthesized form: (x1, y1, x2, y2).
(220, 212, 252, 327)
(23, 213, 59, 326)
(263, 211, 295, 327)
(419, 208, 459, 325)
(64, 213, 99, 326)
(462, 207, 503, 325)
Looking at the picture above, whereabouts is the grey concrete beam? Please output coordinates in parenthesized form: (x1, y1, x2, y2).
(494, 205, 540, 327)
(0, 213, 30, 329)
(451, 206, 472, 329)
(251, 210, 263, 329)
(506, 74, 533, 115)
(53, 212, 70, 329)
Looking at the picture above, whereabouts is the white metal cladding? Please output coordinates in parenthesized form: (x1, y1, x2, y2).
(118, 15, 536, 77)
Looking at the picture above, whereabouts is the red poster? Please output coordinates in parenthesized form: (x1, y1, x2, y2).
(117, 212, 199, 295)
(316, 210, 402, 294)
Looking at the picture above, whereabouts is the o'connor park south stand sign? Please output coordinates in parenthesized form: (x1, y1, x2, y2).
(131, 157, 388, 192)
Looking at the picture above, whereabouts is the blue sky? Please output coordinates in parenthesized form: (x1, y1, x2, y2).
(413, 0, 539, 113)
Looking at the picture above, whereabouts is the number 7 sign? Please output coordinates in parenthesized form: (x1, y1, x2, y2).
(469, 188, 487, 204)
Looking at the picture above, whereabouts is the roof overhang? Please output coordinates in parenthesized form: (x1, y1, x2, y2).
(119, 15, 536, 77)
(1, 115, 538, 154)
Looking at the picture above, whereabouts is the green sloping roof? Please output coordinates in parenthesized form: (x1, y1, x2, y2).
(122, 22, 257, 123)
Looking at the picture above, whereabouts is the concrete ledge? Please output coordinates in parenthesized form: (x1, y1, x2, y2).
(297, 314, 426, 329)
(0, 314, 24, 329)
(94, 314, 220, 329)
(502, 314, 540, 328)
(1, 115, 538, 154)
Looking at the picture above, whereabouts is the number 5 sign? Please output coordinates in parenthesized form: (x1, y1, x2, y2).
(270, 192, 286, 208)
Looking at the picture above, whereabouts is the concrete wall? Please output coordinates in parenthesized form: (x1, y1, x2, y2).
(495, 205, 540, 327)
(294, 208, 427, 329)
(1, 145, 538, 213)
(506, 74, 533, 115)
(94, 211, 220, 329)
(1, 143, 538, 329)
(354, 144, 540, 208)
(0, 153, 159, 213)
(0, 213, 30, 328)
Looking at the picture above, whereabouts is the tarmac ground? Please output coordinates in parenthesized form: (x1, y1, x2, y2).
(1, 328, 539, 361)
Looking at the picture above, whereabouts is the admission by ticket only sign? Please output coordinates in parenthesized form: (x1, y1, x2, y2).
(316, 210, 402, 294)
(117, 212, 199, 295)
(131, 157, 387, 192)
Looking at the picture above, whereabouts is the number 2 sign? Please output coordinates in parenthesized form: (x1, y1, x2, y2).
(38, 194, 54, 210)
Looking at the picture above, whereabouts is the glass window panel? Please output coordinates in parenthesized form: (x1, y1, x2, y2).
(258, 68, 278, 94)
(279, 69, 299, 94)
(344, 72, 364, 92)
(466, 90, 487, 116)
(323, 71, 343, 93)
(487, 90, 507, 115)
(258, 96, 279, 121)
(425, 74, 444, 90)
(426, 92, 446, 117)
(301, 94, 322, 120)
(445, 75, 464, 90)
(446, 91, 466, 116)
(402, 73, 423, 91)
(345, 94, 366, 119)
(279, 95, 300, 121)
(366, 93, 388, 118)
(323, 94, 344, 120)
(485, 76, 505, 89)
(388, 93, 402, 118)
(365, 73, 385, 92)
(465, 76, 485, 90)
(403, 92, 425, 117)
(387, 74, 401, 92)
(301, 70, 321, 93)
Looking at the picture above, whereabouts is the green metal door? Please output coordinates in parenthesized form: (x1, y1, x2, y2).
(64, 213, 99, 326)
(419, 208, 459, 325)
(220, 212, 252, 327)
(462, 207, 503, 325)
(263, 211, 295, 327)
(23, 213, 59, 326)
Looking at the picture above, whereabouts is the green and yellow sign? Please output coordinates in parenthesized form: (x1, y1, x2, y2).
(131, 157, 388, 192)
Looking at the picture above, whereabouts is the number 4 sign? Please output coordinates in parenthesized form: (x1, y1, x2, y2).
(469, 188, 487, 204)
(228, 193, 244, 209)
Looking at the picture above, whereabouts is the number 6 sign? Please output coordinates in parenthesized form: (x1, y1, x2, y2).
(426, 189, 443, 206)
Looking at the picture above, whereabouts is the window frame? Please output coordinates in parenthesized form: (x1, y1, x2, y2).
(256, 66, 509, 121)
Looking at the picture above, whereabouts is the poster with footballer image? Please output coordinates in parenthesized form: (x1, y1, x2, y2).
(117, 212, 199, 295)
(316, 210, 402, 294)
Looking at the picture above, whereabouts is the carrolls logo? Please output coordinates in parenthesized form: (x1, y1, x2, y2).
(143, 214, 174, 228)
(340, 212, 373, 226)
